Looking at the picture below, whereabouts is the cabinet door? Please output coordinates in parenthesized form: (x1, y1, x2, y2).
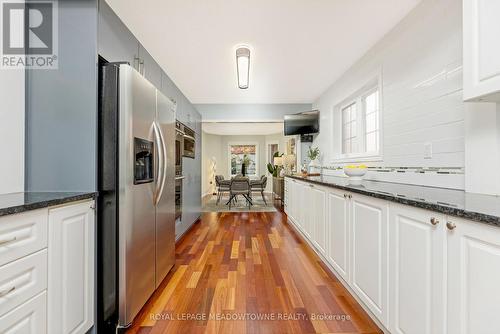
(389, 204, 445, 334)
(139, 44, 162, 89)
(98, 1, 138, 66)
(297, 182, 308, 235)
(447, 217, 500, 334)
(48, 201, 95, 334)
(284, 179, 290, 214)
(0, 292, 47, 334)
(463, 0, 500, 101)
(309, 184, 327, 255)
(290, 180, 298, 224)
(350, 194, 388, 325)
(326, 189, 350, 282)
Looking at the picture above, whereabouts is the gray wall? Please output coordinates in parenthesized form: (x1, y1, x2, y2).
(25, 0, 98, 192)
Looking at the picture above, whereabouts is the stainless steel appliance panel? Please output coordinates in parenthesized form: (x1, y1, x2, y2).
(183, 125, 195, 158)
(154, 91, 176, 287)
(118, 65, 157, 326)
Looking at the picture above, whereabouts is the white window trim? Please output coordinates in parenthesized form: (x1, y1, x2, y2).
(333, 74, 383, 163)
(227, 141, 259, 177)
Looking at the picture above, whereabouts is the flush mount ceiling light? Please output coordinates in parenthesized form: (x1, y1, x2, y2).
(236, 46, 250, 89)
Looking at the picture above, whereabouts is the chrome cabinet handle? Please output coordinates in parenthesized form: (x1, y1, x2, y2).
(348, 194, 352, 199)
(0, 286, 15, 297)
(446, 222, 456, 230)
(343, 194, 347, 198)
(309, 184, 314, 188)
(0, 236, 17, 246)
(430, 217, 439, 225)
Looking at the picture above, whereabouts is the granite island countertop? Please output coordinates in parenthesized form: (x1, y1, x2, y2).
(285, 174, 500, 227)
(0, 192, 97, 217)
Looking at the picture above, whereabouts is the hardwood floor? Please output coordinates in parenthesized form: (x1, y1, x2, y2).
(126, 210, 382, 334)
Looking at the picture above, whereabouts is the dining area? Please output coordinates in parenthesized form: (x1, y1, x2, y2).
(213, 174, 269, 210)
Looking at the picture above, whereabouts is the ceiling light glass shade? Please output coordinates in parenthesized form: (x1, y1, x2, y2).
(236, 47, 250, 89)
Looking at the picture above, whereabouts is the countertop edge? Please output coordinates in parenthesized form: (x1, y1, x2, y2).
(285, 175, 500, 228)
(0, 192, 97, 218)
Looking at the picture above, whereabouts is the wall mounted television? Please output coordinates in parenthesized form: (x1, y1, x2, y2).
(283, 111, 319, 136)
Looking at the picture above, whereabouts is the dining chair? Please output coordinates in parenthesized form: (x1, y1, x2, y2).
(250, 175, 268, 205)
(215, 175, 231, 205)
(227, 177, 252, 209)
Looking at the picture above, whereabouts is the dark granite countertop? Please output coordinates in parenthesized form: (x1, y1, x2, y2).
(285, 174, 500, 227)
(0, 192, 97, 217)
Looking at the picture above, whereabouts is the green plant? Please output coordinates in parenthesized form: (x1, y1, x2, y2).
(307, 146, 320, 161)
(266, 151, 284, 177)
(242, 154, 251, 167)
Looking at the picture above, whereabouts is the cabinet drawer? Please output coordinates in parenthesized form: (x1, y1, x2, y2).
(0, 250, 47, 317)
(0, 209, 48, 266)
(0, 291, 47, 334)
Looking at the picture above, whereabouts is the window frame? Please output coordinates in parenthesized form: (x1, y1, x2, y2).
(227, 142, 259, 177)
(334, 76, 383, 163)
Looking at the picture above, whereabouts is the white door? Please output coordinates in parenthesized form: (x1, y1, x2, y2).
(311, 185, 327, 255)
(463, 0, 500, 101)
(48, 201, 95, 334)
(389, 204, 446, 334)
(350, 194, 388, 326)
(447, 217, 500, 334)
(326, 189, 350, 282)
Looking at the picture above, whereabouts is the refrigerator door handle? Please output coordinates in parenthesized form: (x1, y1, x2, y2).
(154, 121, 167, 206)
(153, 122, 164, 205)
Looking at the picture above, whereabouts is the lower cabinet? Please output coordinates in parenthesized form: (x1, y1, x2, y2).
(350, 194, 388, 325)
(0, 292, 47, 333)
(310, 185, 327, 255)
(389, 204, 446, 334)
(447, 217, 500, 334)
(285, 177, 500, 334)
(0, 200, 95, 334)
(48, 201, 95, 334)
(326, 188, 350, 282)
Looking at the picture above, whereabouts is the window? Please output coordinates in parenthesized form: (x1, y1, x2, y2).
(338, 85, 381, 160)
(364, 89, 380, 153)
(342, 102, 357, 154)
(229, 144, 258, 176)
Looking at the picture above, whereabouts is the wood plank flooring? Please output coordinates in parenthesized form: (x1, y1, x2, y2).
(126, 210, 382, 334)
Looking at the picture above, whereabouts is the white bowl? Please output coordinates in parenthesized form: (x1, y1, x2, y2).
(343, 167, 367, 183)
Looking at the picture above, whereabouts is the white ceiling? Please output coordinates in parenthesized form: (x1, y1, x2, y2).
(105, 0, 421, 104)
(202, 122, 283, 136)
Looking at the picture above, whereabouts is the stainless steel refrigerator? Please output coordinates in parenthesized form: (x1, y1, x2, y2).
(98, 62, 176, 331)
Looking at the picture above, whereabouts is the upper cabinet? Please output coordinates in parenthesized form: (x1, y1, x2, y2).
(98, 1, 138, 66)
(138, 44, 162, 90)
(463, 0, 500, 101)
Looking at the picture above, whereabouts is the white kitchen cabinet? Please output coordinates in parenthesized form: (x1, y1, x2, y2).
(389, 204, 446, 334)
(350, 194, 389, 326)
(463, 0, 500, 101)
(299, 182, 311, 238)
(326, 188, 350, 282)
(309, 184, 327, 255)
(0, 292, 47, 334)
(48, 201, 95, 334)
(0, 250, 47, 317)
(0, 208, 48, 267)
(447, 217, 500, 334)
